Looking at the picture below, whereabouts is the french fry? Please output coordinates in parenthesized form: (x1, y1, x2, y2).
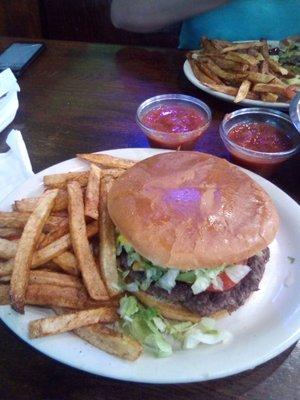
(44, 171, 90, 189)
(0, 275, 10, 283)
(201, 37, 218, 53)
(0, 238, 19, 259)
(0, 212, 31, 228)
(99, 178, 120, 297)
(26, 283, 114, 309)
(29, 270, 82, 288)
(85, 164, 102, 220)
(33, 221, 98, 268)
(234, 80, 251, 103)
(0, 285, 9, 305)
(221, 42, 264, 53)
(224, 51, 259, 66)
(212, 57, 249, 72)
(268, 59, 289, 76)
(53, 307, 141, 361)
(247, 72, 276, 83)
(77, 153, 135, 169)
(260, 93, 279, 102)
(202, 82, 238, 96)
(205, 59, 248, 81)
(53, 251, 79, 276)
(29, 307, 118, 338)
(190, 60, 217, 85)
(15, 189, 68, 213)
(43, 216, 68, 233)
(0, 227, 22, 238)
(10, 189, 59, 313)
(196, 61, 224, 84)
(0, 259, 14, 277)
(68, 181, 108, 300)
(38, 223, 69, 249)
(260, 60, 270, 74)
(253, 83, 288, 96)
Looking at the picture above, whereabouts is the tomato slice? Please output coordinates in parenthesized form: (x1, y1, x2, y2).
(206, 272, 237, 292)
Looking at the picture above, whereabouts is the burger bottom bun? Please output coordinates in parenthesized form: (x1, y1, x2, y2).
(135, 292, 228, 323)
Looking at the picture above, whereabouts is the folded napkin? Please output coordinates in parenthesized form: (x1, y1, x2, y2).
(0, 130, 34, 202)
(0, 68, 20, 134)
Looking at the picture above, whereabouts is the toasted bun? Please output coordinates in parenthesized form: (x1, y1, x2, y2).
(135, 292, 228, 321)
(108, 152, 279, 269)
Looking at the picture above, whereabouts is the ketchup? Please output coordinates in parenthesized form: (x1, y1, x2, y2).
(228, 122, 293, 153)
(141, 104, 209, 150)
(227, 122, 294, 177)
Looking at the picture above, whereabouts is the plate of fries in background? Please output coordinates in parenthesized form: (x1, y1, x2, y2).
(0, 148, 300, 383)
(184, 38, 300, 108)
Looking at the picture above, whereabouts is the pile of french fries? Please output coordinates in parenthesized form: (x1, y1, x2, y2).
(187, 37, 299, 103)
(0, 153, 144, 361)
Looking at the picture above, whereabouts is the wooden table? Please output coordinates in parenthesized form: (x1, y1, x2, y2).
(0, 37, 299, 400)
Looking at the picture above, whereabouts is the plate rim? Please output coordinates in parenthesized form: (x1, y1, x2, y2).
(0, 148, 299, 384)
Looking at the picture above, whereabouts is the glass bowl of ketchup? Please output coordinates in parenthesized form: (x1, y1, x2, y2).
(220, 108, 300, 177)
(136, 94, 211, 150)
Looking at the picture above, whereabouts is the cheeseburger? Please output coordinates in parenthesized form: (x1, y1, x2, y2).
(108, 152, 279, 321)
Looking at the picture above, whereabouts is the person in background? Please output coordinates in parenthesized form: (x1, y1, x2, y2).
(111, 0, 300, 49)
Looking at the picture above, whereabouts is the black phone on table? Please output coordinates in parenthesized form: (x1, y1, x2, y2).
(0, 42, 45, 77)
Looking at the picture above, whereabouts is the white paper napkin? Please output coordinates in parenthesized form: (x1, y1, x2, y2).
(0, 68, 20, 134)
(0, 130, 34, 202)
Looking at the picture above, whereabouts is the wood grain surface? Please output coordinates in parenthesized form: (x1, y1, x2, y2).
(0, 37, 299, 400)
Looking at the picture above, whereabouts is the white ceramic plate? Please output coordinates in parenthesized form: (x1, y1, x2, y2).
(183, 41, 289, 109)
(1, 148, 299, 384)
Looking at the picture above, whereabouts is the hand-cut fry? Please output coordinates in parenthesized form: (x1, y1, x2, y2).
(99, 178, 120, 297)
(29, 307, 118, 338)
(53, 251, 79, 276)
(43, 216, 68, 233)
(0, 275, 10, 283)
(101, 168, 126, 179)
(10, 189, 59, 313)
(212, 57, 249, 72)
(268, 59, 289, 76)
(75, 325, 142, 361)
(260, 93, 279, 102)
(68, 181, 108, 300)
(29, 270, 82, 288)
(247, 72, 276, 83)
(26, 283, 114, 309)
(54, 307, 141, 360)
(203, 82, 238, 96)
(44, 171, 90, 189)
(0, 212, 64, 231)
(33, 221, 98, 268)
(224, 51, 259, 66)
(253, 83, 288, 95)
(38, 223, 69, 249)
(0, 238, 19, 259)
(0, 227, 22, 238)
(205, 59, 248, 81)
(234, 80, 251, 103)
(190, 60, 216, 85)
(0, 285, 9, 305)
(15, 189, 68, 212)
(77, 153, 135, 169)
(85, 164, 102, 220)
(196, 61, 224, 84)
(221, 41, 264, 53)
(0, 259, 14, 277)
(0, 212, 31, 228)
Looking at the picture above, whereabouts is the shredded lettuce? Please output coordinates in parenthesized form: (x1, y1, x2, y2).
(118, 296, 172, 357)
(117, 234, 231, 294)
(118, 296, 231, 357)
(158, 269, 179, 293)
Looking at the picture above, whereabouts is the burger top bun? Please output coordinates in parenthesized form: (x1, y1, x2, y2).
(108, 152, 279, 269)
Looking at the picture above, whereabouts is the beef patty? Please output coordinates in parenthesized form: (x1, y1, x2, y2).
(118, 248, 270, 317)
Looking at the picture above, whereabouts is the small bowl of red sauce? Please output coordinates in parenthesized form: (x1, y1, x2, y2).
(136, 94, 211, 150)
(220, 108, 300, 177)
